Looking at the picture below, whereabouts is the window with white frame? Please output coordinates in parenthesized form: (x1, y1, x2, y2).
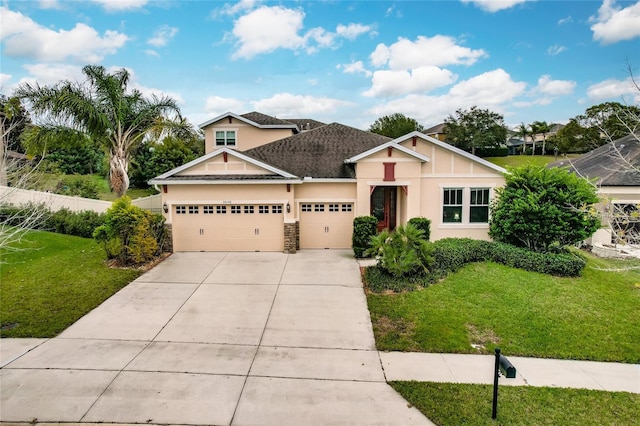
(329, 204, 339, 212)
(203, 205, 214, 214)
(301, 204, 312, 212)
(314, 204, 325, 212)
(443, 188, 463, 223)
(188, 205, 199, 214)
(216, 205, 227, 214)
(244, 205, 254, 214)
(259, 205, 269, 214)
(176, 205, 186, 214)
(342, 204, 352, 212)
(231, 205, 241, 214)
(272, 205, 283, 214)
(470, 188, 490, 223)
(215, 130, 236, 146)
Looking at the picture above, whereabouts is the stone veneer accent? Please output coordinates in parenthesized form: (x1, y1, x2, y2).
(284, 222, 298, 254)
(164, 223, 174, 252)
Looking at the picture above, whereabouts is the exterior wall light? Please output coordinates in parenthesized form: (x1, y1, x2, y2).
(163, 202, 169, 213)
(286, 202, 291, 213)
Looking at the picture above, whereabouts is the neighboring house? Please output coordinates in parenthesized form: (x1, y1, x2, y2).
(423, 123, 446, 141)
(150, 112, 506, 253)
(550, 134, 640, 246)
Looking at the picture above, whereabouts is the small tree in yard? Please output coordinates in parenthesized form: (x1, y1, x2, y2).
(366, 223, 433, 278)
(489, 165, 601, 252)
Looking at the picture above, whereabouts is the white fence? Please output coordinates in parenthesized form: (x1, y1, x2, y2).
(0, 186, 162, 214)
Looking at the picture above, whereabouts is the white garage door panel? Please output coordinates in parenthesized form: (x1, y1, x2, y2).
(300, 203, 354, 249)
(172, 204, 284, 252)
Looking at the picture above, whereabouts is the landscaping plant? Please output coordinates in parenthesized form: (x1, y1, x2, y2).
(93, 196, 165, 266)
(352, 215, 378, 258)
(489, 164, 600, 252)
(365, 223, 433, 278)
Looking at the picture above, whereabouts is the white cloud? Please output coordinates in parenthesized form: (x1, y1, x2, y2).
(363, 66, 457, 98)
(513, 98, 553, 108)
(336, 23, 371, 40)
(9, 64, 86, 94)
(590, 0, 640, 44)
(231, 6, 306, 59)
(460, 0, 529, 12)
(39, 0, 61, 9)
(339, 60, 372, 77)
(367, 69, 526, 125)
(147, 25, 178, 47)
(107, 66, 185, 104)
(558, 16, 573, 25)
(215, 0, 260, 17)
(204, 95, 246, 116)
(1, 73, 12, 90)
(587, 77, 639, 101)
(230, 5, 373, 59)
(90, 0, 148, 12)
(370, 35, 486, 70)
(0, 6, 128, 62)
(535, 75, 576, 96)
(547, 44, 566, 56)
(145, 49, 159, 57)
(253, 93, 354, 116)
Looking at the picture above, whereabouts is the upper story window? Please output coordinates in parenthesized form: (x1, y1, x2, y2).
(470, 188, 490, 223)
(443, 188, 463, 223)
(216, 130, 236, 146)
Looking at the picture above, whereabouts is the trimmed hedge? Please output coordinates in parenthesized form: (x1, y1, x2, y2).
(0, 204, 105, 239)
(352, 216, 378, 258)
(407, 217, 431, 241)
(365, 238, 586, 293)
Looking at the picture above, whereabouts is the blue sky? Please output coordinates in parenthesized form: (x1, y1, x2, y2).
(2, 0, 639, 131)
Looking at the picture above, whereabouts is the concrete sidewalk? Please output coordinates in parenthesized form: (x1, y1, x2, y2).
(0, 250, 432, 425)
(380, 352, 640, 394)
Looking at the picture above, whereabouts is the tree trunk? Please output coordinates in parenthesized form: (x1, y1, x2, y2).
(542, 135, 546, 156)
(109, 150, 130, 197)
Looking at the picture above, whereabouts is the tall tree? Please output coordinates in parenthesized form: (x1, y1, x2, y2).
(582, 101, 640, 141)
(443, 106, 507, 155)
(369, 113, 424, 138)
(0, 95, 30, 154)
(514, 122, 530, 154)
(16, 65, 187, 196)
(531, 120, 552, 155)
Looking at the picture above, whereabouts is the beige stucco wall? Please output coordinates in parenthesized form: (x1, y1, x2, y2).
(177, 155, 272, 176)
(202, 118, 294, 153)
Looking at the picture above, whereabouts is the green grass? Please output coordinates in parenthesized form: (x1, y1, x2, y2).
(484, 154, 580, 168)
(1, 230, 141, 337)
(391, 382, 640, 426)
(367, 255, 640, 363)
(30, 172, 157, 201)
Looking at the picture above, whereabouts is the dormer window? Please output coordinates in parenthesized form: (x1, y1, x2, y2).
(216, 130, 236, 146)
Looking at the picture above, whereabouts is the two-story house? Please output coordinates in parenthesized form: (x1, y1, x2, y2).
(150, 111, 506, 253)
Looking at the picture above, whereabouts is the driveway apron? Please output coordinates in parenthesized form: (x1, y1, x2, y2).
(1, 250, 432, 425)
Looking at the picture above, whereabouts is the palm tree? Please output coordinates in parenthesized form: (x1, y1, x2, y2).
(514, 122, 530, 154)
(16, 65, 186, 196)
(531, 120, 552, 155)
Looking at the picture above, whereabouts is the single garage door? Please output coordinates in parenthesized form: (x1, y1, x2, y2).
(299, 202, 354, 249)
(172, 204, 284, 252)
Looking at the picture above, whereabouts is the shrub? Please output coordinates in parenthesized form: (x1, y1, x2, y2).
(44, 208, 105, 238)
(364, 264, 424, 293)
(352, 216, 378, 258)
(489, 165, 600, 252)
(55, 175, 100, 199)
(366, 223, 433, 278)
(407, 217, 431, 241)
(93, 197, 165, 266)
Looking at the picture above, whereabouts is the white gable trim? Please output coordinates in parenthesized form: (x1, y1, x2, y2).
(394, 131, 507, 174)
(150, 147, 297, 180)
(198, 111, 298, 130)
(344, 140, 431, 163)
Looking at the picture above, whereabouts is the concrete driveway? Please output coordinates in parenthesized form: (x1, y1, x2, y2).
(1, 250, 432, 425)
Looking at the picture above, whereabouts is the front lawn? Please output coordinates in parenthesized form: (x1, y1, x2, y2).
(367, 255, 640, 362)
(484, 154, 580, 168)
(391, 382, 640, 426)
(0, 230, 141, 337)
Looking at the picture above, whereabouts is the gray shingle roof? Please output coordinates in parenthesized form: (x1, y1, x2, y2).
(282, 118, 326, 131)
(549, 134, 640, 186)
(240, 111, 297, 127)
(244, 123, 392, 178)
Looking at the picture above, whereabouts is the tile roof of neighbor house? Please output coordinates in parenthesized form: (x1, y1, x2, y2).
(549, 134, 640, 186)
(423, 123, 445, 134)
(244, 122, 391, 179)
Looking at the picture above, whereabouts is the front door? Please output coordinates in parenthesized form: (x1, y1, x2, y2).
(370, 187, 396, 232)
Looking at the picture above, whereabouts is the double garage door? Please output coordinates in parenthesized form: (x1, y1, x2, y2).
(299, 202, 354, 249)
(172, 204, 284, 252)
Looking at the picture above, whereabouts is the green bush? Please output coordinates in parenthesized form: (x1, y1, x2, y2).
(366, 224, 433, 278)
(364, 238, 586, 293)
(407, 217, 431, 241)
(93, 197, 165, 266)
(55, 175, 100, 199)
(44, 208, 105, 238)
(352, 216, 378, 258)
(474, 147, 509, 157)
